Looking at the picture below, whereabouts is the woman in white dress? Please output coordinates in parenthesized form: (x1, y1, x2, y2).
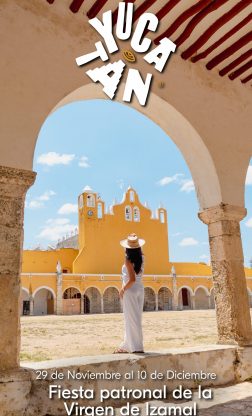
(114, 233, 145, 354)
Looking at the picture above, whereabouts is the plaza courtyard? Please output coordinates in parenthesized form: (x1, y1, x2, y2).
(20, 310, 223, 362)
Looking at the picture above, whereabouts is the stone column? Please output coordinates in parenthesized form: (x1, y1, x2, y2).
(190, 295, 196, 310)
(81, 294, 84, 314)
(155, 293, 158, 311)
(101, 296, 104, 314)
(56, 271, 63, 315)
(171, 268, 179, 311)
(29, 296, 34, 316)
(199, 204, 252, 346)
(0, 165, 36, 370)
(207, 295, 211, 310)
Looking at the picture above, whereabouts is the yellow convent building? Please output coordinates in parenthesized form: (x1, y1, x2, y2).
(21, 187, 252, 316)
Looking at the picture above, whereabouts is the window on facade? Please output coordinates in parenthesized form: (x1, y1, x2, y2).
(130, 190, 135, 202)
(133, 206, 140, 222)
(97, 203, 103, 219)
(79, 194, 83, 209)
(86, 194, 95, 207)
(160, 210, 165, 223)
(125, 206, 132, 221)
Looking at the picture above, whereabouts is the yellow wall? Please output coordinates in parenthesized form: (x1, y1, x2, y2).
(21, 188, 252, 296)
(22, 248, 78, 273)
(74, 188, 170, 274)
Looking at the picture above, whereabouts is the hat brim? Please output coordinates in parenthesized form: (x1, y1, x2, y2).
(120, 239, 145, 249)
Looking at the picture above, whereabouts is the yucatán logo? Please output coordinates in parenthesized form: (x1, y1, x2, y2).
(76, 2, 176, 106)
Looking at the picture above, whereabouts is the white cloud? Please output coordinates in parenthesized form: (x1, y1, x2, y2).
(79, 156, 90, 168)
(245, 218, 252, 228)
(246, 166, 252, 185)
(26, 200, 44, 209)
(25, 189, 56, 209)
(37, 190, 56, 201)
(38, 219, 77, 242)
(37, 152, 75, 166)
(179, 237, 199, 247)
(180, 179, 195, 193)
(171, 232, 183, 237)
(157, 174, 183, 186)
(157, 174, 195, 193)
(58, 203, 78, 215)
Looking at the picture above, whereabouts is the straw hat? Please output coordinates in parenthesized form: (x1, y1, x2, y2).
(120, 233, 145, 249)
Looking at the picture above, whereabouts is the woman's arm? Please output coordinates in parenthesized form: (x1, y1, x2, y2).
(120, 258, 136, 297)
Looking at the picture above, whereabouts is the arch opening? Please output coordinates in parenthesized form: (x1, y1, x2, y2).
(84, 287, 102, 314)
(63, 287, 81, 315)
(178, 288, 192, 310)
(158, 287, 172, 311)
(144, 287, 156, 311)
(33, 288, 54, 316)
(103, 287, 120, 314)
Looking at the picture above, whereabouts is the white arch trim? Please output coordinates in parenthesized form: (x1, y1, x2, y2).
(33, 286, 56, 299)
(178, 286, 194, 296)
(194, 285, 210, 296)
(83, 286, 102, 296)
(102, 286, 120, 296)
(158, 286, 172, 295)
(63, 286, 81, 294)
(51, 83, 222, 210)
(144, 286, 157, 295)
(21, 287, 30, 296)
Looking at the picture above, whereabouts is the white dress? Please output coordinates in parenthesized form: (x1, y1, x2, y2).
(120, 259, 144, 352)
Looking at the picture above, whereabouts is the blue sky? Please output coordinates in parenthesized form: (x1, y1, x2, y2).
(24, 100, 252, 267)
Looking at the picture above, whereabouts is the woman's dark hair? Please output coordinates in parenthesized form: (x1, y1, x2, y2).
(126, 247, 143, 274)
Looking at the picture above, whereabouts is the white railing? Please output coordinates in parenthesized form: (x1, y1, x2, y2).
(20, 273, 214, 279)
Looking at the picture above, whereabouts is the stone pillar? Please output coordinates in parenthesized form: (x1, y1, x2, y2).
(29, 296, 34, 316)
(207, 295, 211, 310)
(171, 269, 179, 311)
(191, 295, 196, 310)
(199, 204, 252, 346)
(101, 296, 104, 314)
(81, 294, 84, 314)
(155, 293, 158, 311)
(0, 165, 36, 370)
(56, 271, 63, 315)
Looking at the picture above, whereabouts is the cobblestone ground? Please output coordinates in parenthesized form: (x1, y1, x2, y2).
(199, 398, 252, 416)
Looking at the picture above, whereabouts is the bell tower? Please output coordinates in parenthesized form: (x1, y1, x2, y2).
(78, 188, 104, 250)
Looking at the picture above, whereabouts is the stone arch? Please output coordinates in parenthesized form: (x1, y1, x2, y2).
(63, 287, 81, 299)
(178, 286, 193, 310)
(63, 287, 81, 315)
(84, 287, 102, 314)
(158, 287, 172, 311)
(33, 287, 55, 316)
(103, 287, 120, 314)
(194, 286, 210, 310)
(144, 287, 156, 311)
(20, 288, 30, 316)
(50, 84, 222, 210)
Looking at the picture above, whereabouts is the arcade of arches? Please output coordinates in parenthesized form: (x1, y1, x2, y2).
(19, 284, 252, 316)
